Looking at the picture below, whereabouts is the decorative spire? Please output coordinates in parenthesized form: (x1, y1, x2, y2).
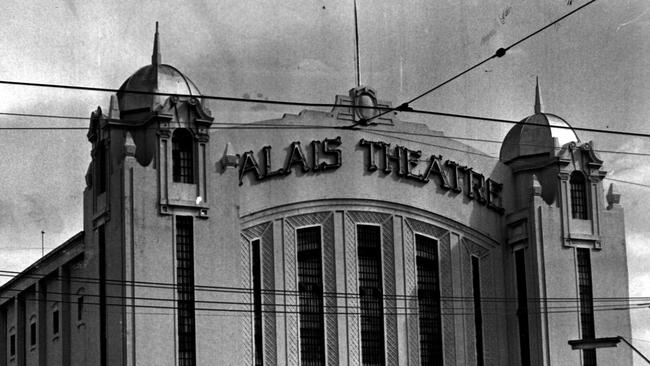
(534, 76, 543, 114)
(152, 21, 161, 66)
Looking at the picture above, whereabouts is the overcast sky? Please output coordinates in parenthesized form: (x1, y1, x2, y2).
(0, 0, 648, 362)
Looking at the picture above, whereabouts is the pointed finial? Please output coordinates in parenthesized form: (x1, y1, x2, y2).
(108, 94, 120, 120)
(152, 21, 161, 65)
(606, 183, 621, 210)
(534, 76, 543, 114)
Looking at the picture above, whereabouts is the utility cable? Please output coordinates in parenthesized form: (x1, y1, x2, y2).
(1, 291, 647, 318)
(1, 270, 649, 305)
(2, 109, 650, 151)
(0, 113, 647, 187)
(359, 0, 598, 125)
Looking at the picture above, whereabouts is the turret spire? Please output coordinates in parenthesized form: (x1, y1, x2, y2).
(534, 76, 543, 114)
(152, 21, 161, 66)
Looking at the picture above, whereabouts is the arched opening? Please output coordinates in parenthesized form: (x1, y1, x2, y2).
(570, 171, 588, 219)
(172, 129, 194, 183)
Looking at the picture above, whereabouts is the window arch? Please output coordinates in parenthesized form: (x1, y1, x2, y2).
(9, 326, 16, 357)
(29, 315, 37, 348)
(76, 287, 85, 323)
(570, 171, 588, 219)
(172, 128, 194, 184)
(52, 302, 60, 336)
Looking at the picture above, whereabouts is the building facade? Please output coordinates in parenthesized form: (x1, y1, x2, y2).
(0, 28, 632, 366)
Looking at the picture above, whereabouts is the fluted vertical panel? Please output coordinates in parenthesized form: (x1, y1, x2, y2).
(344, 213, 360, 366)
(462, 237, 491, 366)
(262, 224, 277, 366)
(404, 218, 451, 366)
(322, 214, 339, 365)
(439, 232, 456, 366)
(240, 233, 253, 365)
(283, 219, 299, 366)
(242, 222, 275, 366)
(402, 220, 419, 366)
(346, 211, 397, 365)
(381, 216, 398, 366)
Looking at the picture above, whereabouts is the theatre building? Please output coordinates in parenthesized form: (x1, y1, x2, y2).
(0, 28, 633, 366)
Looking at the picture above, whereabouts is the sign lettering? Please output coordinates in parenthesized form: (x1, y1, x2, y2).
(238, 137, 504, 214)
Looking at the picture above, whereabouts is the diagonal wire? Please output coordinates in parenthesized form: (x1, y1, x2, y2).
(358, 0, 598, 126)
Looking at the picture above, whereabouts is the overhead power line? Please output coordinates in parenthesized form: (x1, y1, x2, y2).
(1, 273, 648, 318)
(3, 291, 646, 318)
(2, 103, 650, 139)
(0, 110, 647, 188)
(361, 0, 598, 125)
(1, 269, 648, 305)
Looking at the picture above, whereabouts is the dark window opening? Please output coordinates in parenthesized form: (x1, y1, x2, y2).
(570, 171, 588, 219)
(77, 296, 84, 321)
(297, 226, 325, 366)
(515, 250, 530, 366)
(30, 320, 36, 347)
(176, 216, 196, 366)
(472, 256, 484, 366)
(53, 309, 60, 335)
(10, 333, 16, 356)
(578, 248, 596, 366)
(357, 224, 385, 366)
(252, 239, 264, 366)
(172, 129, 194, 184)
(415, 234, 443, 365)
(96, 142, 107, 194)
(99, 225, 107, 366)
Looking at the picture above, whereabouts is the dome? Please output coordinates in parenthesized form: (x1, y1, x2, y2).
(499, 80, 579, 163)
(117, 64, 201, 113)
(116, 22, 202, 115)
(547, 113, 579, 145)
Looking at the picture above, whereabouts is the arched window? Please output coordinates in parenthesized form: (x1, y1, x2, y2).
(29, 315, 37, 348)
(570, 171, 588, 219)
(172, 129, 194, 184)
(9, 326, 16, 357)
(52, 303, 60, 336)
(76, 287, 85, 323)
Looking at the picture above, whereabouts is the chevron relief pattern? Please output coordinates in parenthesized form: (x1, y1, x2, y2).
(462, 241, 476, 365)
(262, 224, 277, 366)
(405, 217, 448, 239)
(462, 237, 489, 258)
(283, 218, 299, 366)
(322, 213, 339, 365)
(241, 222, 274, 365)
(285, 211, 336, 365)
(344, 213, 361, 366)
(346, 211, 398, 365)
(402, 219, 420, 366)
(482, 253, 497, 364)
(404, 218, 454, 365)
(461, 236, 495, 365)
(347, 210, 390, 225)
(440, 232, 456, 366)
(241, 222, 270, 242)
(239, 233, 253, 365)
(381, 216, 398, 366)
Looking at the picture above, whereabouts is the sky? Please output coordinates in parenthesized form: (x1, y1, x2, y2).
(0, 0, 648, 362)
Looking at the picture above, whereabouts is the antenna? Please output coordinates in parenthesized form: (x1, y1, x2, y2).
(353, 0, 361, 87)
(41, 230, 44, 257)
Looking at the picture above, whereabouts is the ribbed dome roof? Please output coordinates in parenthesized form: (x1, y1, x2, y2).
(116, 22, 202, 115)
(499, 80, 579, 163)
(117, 64, 201, 112)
